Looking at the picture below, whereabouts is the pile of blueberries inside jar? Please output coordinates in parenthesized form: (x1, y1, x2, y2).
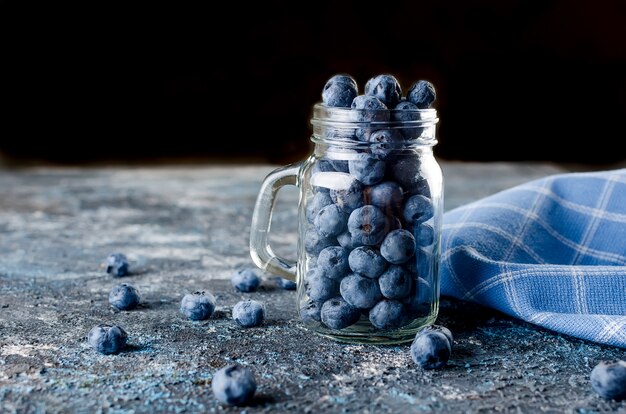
(82, 74, 626, 406)
(301, 74, 440, 333)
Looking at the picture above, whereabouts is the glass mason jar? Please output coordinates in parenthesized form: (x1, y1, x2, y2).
(250, 103, 442, 344)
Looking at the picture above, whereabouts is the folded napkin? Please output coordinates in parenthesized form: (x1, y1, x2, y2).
(440, 169, 626, 348)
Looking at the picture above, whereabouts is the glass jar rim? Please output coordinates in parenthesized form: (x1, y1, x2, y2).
(310, 103, 438, 128)
(310, 103, 439, 147)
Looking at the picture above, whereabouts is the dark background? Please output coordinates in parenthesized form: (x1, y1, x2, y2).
(1, 1, 625, 165)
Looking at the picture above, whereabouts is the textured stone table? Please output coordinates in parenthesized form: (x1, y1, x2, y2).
(1, 162, 624, 413)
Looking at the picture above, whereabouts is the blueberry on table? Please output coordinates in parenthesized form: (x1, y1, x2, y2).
(232, 300, 265, 328)
(212, 364, 257, 406)
(180, 291, 216, 320)
(314, 204, 348, 237)
(306, 191, 333, 223)
(420, 324, 454, 347)
(231, 268, 261, 292)
(364, 74, 402, 108)
(378, 265, 412, 299)
(407, 80, 436, 109)
(306, 267, 339, 302)
(348, 205, 388, 246)
(403, 195, 434, 224)
(348, 154, 386, 186)
(365, 181, 404, 214)
(320, 296, 361, 330)
(340, 273, 383, 309)
(590, 360, 626, 401)
(105, 253, 129, 277)
(304, 227, 337, 256)
(317, 246, 350, 280)
(369, 299, 404, 329)
(300, 299, 323, 323)
(380, 229, 416, 264)
(88, 324, 128, 355)
(410, 329, 451, 370)
(108, 283, 140, 310)
(277, 277, 296, 290)
(348, 246, 387, 279)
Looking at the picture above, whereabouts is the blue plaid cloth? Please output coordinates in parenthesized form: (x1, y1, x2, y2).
(440, 169, 626, 348)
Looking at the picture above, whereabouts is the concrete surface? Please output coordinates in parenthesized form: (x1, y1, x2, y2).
(1, 162, 625, 413)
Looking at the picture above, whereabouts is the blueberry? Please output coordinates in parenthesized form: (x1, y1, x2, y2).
(322, 74, 358, 108)
(368, 129, 404, 159)
(306, 268, 339, 302)
(325, 74, 358, 91)
(351, 95, 390, 122)
(232, 299, 265, 328)
(348, 246, 387, 279)
(420, 325, 454, 348)
(348, 205, 388, 246)
(403, 195, 434, 224)
(591, 361, 626, 401)
(108, 283, 140, 310)
(330, 179, 365, 213)
(387, 156, 423, 194)
(393, 101, 422, 139)
(337, 231, 357, 250)
(340, 273, 383, 309)
(364, 74, 402, 108)
(416, 223, 435, 246)
(352, 95, 390, 142)
(277, 277, 297, 290)
(369, 299, 404, 329)
(348, 154, 386, 186)
(378, 265, 412, 299)
(392, 100, 419, 121)
(314, 204, 348, 237)
(406, 80, 436, 109)
(231, 268, 261, 292)
(212, 364, 257, 406)
(410, 330, 451, 370)
(306, 191, 333, 223)
(106, 253, 129, 277)
(320, 296, 361, 330)
(180, 291, 216, 320)
(304, 228, 337, 256)
(317, 246, 350, 280)
(88, 324, 128, 355)
(364, 181, 403, 214)
(300, 299, 323, 323)
(381, 229, 416, 264)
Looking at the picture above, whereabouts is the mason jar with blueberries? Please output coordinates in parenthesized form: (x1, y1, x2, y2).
(250, 74, 442, 344)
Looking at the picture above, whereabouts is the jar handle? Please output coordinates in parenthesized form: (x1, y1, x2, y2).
(249, 162, 301, 281)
